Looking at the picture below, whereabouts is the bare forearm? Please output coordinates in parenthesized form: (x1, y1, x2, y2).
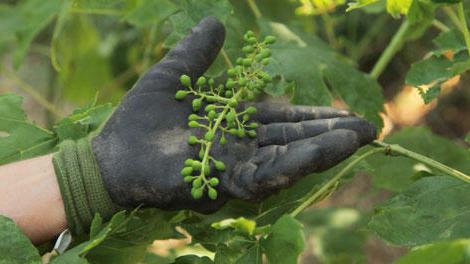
(0, 154, 67, 244)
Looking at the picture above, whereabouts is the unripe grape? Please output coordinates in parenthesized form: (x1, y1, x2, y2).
(226, 79, 235, 89)
(209, 178, 219, 186)
(248, 130, 257, 138)
(260, 49, 271, 58)
(175, 90, 188, 100)
(180, 75, 191, 87)
(188, 135, 198, 145)
(208, 78, 215, 86)
(246, 92, 255, 100)
(245, 30, 254, 38)
(239, 78, 247, 86)
(247, 122, 259, 129)
(192, 161, 202, 170)
(242, 46, 254, 53)
(193, 178, 202, 188)
(208, 110, 216, 120)
(225, 90, 233, 97)
(185, 159, 195, 166)
(262, 74, 272, 83)
(229, 128, 238, 135)
(219, 136, 227, 145)
(199, 148, 205, 159)
(214, 161, 225, 171)
(192, 99, 202, 111)
(196, 76, 207, 86)
(181, 167, 193, 176)
(227, 68, 237, 77)
(228, 99, 238, 107)
(188, 121, 199, 128)
(205, 104, 216, 112)
(226, 112, 235, 123)
(208, 187, 218, 200)
(203, 164, 211, 175)
(204, 131, 215, 141)
(243, 114, 250, 122)
(237, 129, 246, 138)
(192, 187, 203, 199)
(246, 106, 257, 114)
(188, 114, 199, 121)
(184, 176, 193, 183)
(242, 58, 253, 66)
(255, 54, 263, 62)
(261, 58, 270, 65)
(247, 37, 257, 44)
(236, 58, 243, 65)
(264, 35, 276, 44)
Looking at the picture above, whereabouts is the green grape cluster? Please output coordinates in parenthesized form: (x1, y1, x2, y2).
(175, 31, 276, 200)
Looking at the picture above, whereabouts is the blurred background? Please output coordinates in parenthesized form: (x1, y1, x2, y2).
(0, 0, 468, 263)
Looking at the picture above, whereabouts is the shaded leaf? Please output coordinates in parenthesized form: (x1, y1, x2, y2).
(0, 215, 41, 264)
(369, 176, 470, 246)
(261, 20, 384, 129)
(124, 0, 178, 27)
(396, 239, 470, 264)
(261, 215, 305, 264)
(0, 93, 57, 165)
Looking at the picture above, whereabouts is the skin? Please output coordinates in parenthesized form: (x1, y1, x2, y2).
(0, 154, 67, 244)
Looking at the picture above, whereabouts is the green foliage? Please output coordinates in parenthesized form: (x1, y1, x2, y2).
(407, 29, 470, 103)
(0, 215, 41, 264)
(1, 0, 470, 263)
(261, 21, 385, 129)
(369, 176, 470, 246)
(395, 239, 470, 264)
(261, 215, 305, 264)
(0, 93, 57, 165)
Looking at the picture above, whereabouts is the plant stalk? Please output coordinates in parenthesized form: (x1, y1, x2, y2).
(371, 140, 470, 183)
(457, 2, 470, 56)
(246, 0, 262, 19)
(290, 148, 385, 217)
(370, 19, 411, 80)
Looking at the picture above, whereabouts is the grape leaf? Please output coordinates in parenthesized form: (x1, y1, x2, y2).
(124, 0, 178, 27)
(261, 215, 305, 264)
(0, 215, 41, 264)
(395, 239, 470, 264)
(53, 103, 113, 141)
(173, 255, 214, 264)
(407, 29, 470, 103)
(163, 0, 233, 48)
(261, 20, 384, 129)
(367, 127, 470, 191)
(369, 176, 470, 246)
(0, 93, 57, 165)
(11, 0, 62, 68)
(387, 0, 413, 17)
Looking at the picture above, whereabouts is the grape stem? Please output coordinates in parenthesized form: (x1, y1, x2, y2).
(290, 140, 470, 217)
(370, 19, 411, 80)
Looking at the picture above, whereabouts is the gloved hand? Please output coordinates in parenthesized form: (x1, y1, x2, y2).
(53, 17, 376, 235)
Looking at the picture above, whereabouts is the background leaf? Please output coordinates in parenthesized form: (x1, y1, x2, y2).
(0, 215, 41, 264)
(369, 176, 470, 246)
(395, 239, 470, 264)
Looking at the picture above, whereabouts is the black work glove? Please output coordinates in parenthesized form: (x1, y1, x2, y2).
(91, 17, 376, 213)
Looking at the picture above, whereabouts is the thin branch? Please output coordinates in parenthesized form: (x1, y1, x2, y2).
(246, 0, 262, 19)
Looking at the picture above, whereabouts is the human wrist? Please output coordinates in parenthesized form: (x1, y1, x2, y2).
(52, 138, 121, 235)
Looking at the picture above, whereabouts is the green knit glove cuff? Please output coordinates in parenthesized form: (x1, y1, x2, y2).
(52, 138, 121, 235)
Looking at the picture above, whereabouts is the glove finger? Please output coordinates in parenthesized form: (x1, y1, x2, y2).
(235, 129, 363, 199)
(134, 17, 225, 95)
(248, 102, 352, 124)
(257, 116, 376, 147)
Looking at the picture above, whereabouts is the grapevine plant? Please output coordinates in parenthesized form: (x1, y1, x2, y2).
(1, 0, 470, 264)
(175, 32, 276, 200)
